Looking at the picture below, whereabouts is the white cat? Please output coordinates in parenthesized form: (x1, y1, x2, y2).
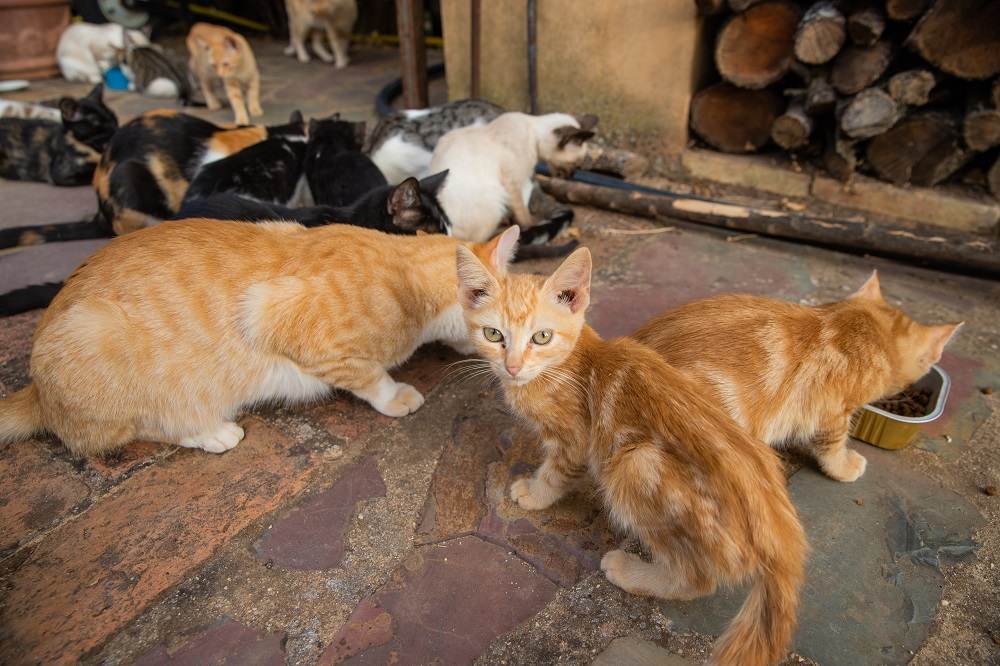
(57, 23, 149, 84)
(429, 112, 596, 242)
(0, 99, 61, 122)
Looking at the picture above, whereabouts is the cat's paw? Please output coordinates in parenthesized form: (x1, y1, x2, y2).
(375, 382, 425, 417)
(510, 478, 553, 511)
(283, 45, 296, 56)
(600, 549, 634, 588)
(335, 58, 350, 70)
(319, 52, 335, 63)
(297, 53, 310, 64)
(179, 422, 244, 454)
(249, 105, 263, 117)
(206, 99, 223, 111)
(822, 449, 868, 482)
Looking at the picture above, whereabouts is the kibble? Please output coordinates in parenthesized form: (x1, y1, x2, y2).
(872, 387, 933, 417)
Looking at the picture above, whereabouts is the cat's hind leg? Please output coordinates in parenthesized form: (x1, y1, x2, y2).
(600, 550, 716, 600)
(178, 421, 245, 454)
(311, 26, 335, 63)
(326, 25, 351, 69)
(812, 415, 867, 482)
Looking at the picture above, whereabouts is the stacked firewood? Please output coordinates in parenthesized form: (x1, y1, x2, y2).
(690, 0, 1000, 200)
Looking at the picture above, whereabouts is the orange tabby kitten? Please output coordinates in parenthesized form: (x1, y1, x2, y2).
(457, 228, 807, 666)
(633, 272, 962, 482)
(0, 221, 506, 457)
(187, 23, 262, 125)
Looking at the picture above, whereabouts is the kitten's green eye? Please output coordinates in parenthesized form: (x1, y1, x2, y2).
(483, 327, 504, 343)
(532, 330, 553, 345)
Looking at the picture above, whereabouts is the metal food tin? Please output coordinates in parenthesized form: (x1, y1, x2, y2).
(850, 365, 951, 450)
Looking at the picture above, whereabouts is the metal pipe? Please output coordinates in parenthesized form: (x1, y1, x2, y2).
(470, 0, 481, 97)
(527, 0, 538, 113)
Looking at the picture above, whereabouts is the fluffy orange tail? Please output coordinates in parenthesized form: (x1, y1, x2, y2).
(710, 512, 807, 666)
(0, 384, 43, 443)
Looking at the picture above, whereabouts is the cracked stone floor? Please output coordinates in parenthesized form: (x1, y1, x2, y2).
(1, 39, 999, 666)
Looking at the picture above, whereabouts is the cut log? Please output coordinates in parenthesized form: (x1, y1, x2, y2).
(696, 0, 726, 16)
(771, 101, 814, 149)
(867, 113, 969, 186)
(716, 1, 803, 89)
(988, 154, 1000, 201)
(964, 109, 1000, 151)
(847, 7, 884, 47)
(805, 75, 837, 114)
(794, 2, 846, 65)
(538, 174, 1000, 276)
(841, 88, 901, 138)
(582, 145, 650, 179)
(690, 83, 784, 152)
(831, 41, 893, 94)
(907, 0, 1000, 80)
(823, 126, 859, 180)
(888, 69, 936, 106)
(885, 0, 928, 21)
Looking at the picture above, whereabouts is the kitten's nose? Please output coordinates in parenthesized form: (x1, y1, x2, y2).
(505, 364, 521, 378)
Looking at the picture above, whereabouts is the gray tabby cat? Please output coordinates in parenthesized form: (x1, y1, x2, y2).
(366, 98, 503, 184)
(122, 29, 194, 104)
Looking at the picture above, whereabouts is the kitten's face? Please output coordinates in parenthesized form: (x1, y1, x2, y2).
(457, 228, 592, 385)
(852, 272, 962, 393)
(205, 37, 240, 77)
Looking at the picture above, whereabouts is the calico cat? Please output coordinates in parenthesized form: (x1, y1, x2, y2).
(430, 112, 597, 241)
(284, 0, 357, 66)
(456, 227, 807, 666)
(0, 84, 117, 185)
(632, 272, 963, 482)
(94, 109, 305, 236)
(304, 117, 386, 207)
(187, 23, 262, 126)
(366, 98, 503, 184)
(0, 221, 509, 456)
(122, 29, 194, 104)
(182, 134, 309, 206)
(57, 22, 149, 83)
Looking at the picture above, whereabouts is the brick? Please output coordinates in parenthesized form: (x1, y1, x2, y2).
(134, 618, 285, 666)
(0, 418, 318, 665)
(254, 457, 386, 570)
(320, 536, 557, 664)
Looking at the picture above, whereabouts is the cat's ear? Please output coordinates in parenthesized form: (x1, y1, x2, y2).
(576, 114, 599, 131)
(289, 110, 304, 125)
(387, 178, 424, 230)
(486, 225, 520, 275)
(922, 322, 963, 365)
(58, 97, 80, 123)
(852, 270, 883, 301)
(554, 125, 596, 149)
(224, 36, 239, 52)
(543, 247, 592, 313)
(86, 83, 104, 102)
(456, 245, 499, 310)
(419, 169, 449, 194)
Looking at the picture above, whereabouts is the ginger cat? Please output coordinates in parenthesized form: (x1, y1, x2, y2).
(284, 0, 357, 66)
(0, 221, 507, 457)
(456, 227, 807, 666)
(633, 272, 962, 483)
(187, 23, 262, 125)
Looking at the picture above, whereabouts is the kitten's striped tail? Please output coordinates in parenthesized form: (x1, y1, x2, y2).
(0, 385, 43, 443)
(710, 500, 807, 666)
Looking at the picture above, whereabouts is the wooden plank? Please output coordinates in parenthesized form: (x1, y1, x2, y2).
(395, 0, 428, 109)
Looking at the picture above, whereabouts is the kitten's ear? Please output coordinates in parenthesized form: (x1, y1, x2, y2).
(224, 36, 239, 52)
(543, 247, 592, 313)
(852, 270, 883, 301)
(923, 322, 963, 365)
(485, 225, 520, 276)
(58, 97, 80, 123)
(387, 178, 424, 229)
(86, 83, 104, 102)
(289, 110, 304, 125)
(419, 169, 449, 194)
(456, 245, 499, 310)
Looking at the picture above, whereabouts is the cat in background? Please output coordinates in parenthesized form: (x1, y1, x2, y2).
(633, 272, 962, 482)
(456, 227, 806, 666)
(0, 100, 61, 122)
(57, 22, 149, 83)
(284, 0, 357, 66)
(431, 112, 597, 241)
(367, 98, 503, 184)
(0, 84, 117, 186)
(121, 29, 194, 103)
(0, 222, 511, 456)
(187, 22, 262, 125)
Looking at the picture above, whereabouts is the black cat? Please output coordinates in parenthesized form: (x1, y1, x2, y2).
(182, 135, 308, 206)
(0, 83, 117, 186)
(305, 117, 388, 207)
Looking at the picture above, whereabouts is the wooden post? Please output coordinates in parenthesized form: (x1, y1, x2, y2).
(470, 0, 481, 98)
(396, 0, 428, 109)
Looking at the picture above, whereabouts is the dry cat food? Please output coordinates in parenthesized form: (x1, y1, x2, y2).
(872, 387, 933, 417)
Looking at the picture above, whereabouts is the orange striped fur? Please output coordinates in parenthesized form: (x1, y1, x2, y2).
(633, 272, 962, 482)
(456, 228, 807, 666)
(0, 221, 506, 456)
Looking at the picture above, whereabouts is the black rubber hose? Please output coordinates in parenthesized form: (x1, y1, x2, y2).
(375, 62, 446, 117)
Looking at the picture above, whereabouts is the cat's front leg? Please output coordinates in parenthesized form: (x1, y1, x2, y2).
(198, 76, 222, 111)
(313, 359, 425, 417)
(327, 25, 351, 69)
(178, 421, 245, 454)
(812, 415, 867, 482)
(247, 73, 263, 117)
(510, 441, 585, 510)
(502, 176, 535, 230)
(223, 78, 250, 125)
(311, 28, 335, 63)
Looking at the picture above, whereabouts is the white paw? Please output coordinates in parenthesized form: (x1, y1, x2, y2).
(319, 53, 335, 63)
(297, 53, 310, 64)
(823, 449, 868, 482)
(335, 59, 349, 70)
(284, 45, 296, 56)
(600, 549, 632, 587)
(373, 382, 425, 417)
(179, 422, 245, 454)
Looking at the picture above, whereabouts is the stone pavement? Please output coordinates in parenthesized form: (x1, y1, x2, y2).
(1, 205, 998, 665)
